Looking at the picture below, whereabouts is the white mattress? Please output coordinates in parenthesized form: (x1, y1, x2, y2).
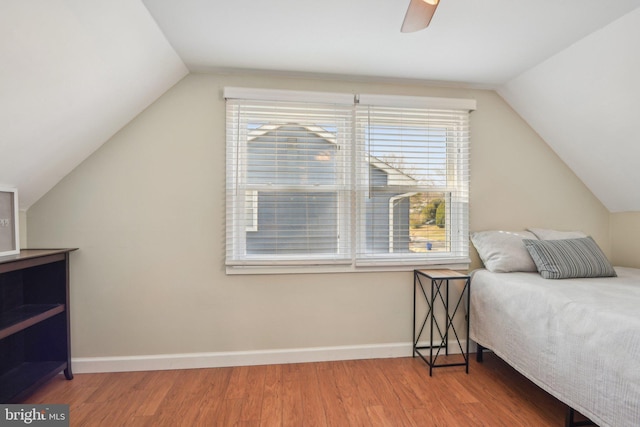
(470, 267, 640, 427)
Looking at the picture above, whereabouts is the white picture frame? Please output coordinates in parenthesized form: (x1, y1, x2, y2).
(0, 187, 19, 257)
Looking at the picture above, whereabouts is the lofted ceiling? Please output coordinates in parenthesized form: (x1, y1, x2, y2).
(2, 1, 640, 212)
(142, 0, 640, 87)
(0, 0, 188, 208)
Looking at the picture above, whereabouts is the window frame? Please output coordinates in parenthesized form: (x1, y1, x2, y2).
(225, 88, 474, 274)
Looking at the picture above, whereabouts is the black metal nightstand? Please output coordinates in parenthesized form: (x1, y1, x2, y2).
(413, 269, 471, 376)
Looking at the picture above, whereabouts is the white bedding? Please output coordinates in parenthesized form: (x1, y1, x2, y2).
(470, 267, 640, 427)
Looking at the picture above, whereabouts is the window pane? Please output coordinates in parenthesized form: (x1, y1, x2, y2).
(408, 193, 449, 253)
(247, 124, 338, 185)
(244, 123, 342, 256)
(227, 97, 353, 264)
(246, 191, 338, 255)
(364, 191, 448, 254)
(366, 125, 447, 186)
(356, 105, 470, 263)
(362, 123, 451, 255)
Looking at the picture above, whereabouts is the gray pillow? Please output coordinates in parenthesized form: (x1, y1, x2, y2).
(527, 228, 587, 240)
(471, 230, 538, 273)
(522, 237, 616, 279)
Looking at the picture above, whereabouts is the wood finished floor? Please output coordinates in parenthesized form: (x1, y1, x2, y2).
(22, 353, 592, 426)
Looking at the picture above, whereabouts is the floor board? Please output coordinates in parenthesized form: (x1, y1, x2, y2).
(21, 353, 593, 426)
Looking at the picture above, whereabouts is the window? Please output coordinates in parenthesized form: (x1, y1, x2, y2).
(225, 88, 474, 273)
(354, 98, 470, 266)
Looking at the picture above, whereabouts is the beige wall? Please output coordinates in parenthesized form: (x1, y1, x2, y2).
(611, 212, 640, 268)
(26, 73, 610, 359)
(19, 210, 27, 248)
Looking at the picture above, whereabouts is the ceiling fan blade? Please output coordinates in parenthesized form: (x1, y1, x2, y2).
(401, 0, 439, 33)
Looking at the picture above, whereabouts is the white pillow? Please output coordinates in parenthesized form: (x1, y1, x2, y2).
(471, 230, 538, 273)
(527, 228, 587, 240)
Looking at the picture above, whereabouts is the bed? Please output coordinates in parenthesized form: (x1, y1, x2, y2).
(469, 229, 640, 427)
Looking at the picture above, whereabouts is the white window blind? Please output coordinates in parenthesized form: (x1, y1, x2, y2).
(225, 88, 473, 272)
(226, 97, 354, 266)
(354, 102, 470, 266)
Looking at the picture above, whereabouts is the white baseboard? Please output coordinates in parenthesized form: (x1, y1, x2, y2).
(72, 340, 473, 374)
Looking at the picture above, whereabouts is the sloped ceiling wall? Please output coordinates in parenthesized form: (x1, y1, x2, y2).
(0, 0, 188, 209)
(499, 8, 640, 212)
